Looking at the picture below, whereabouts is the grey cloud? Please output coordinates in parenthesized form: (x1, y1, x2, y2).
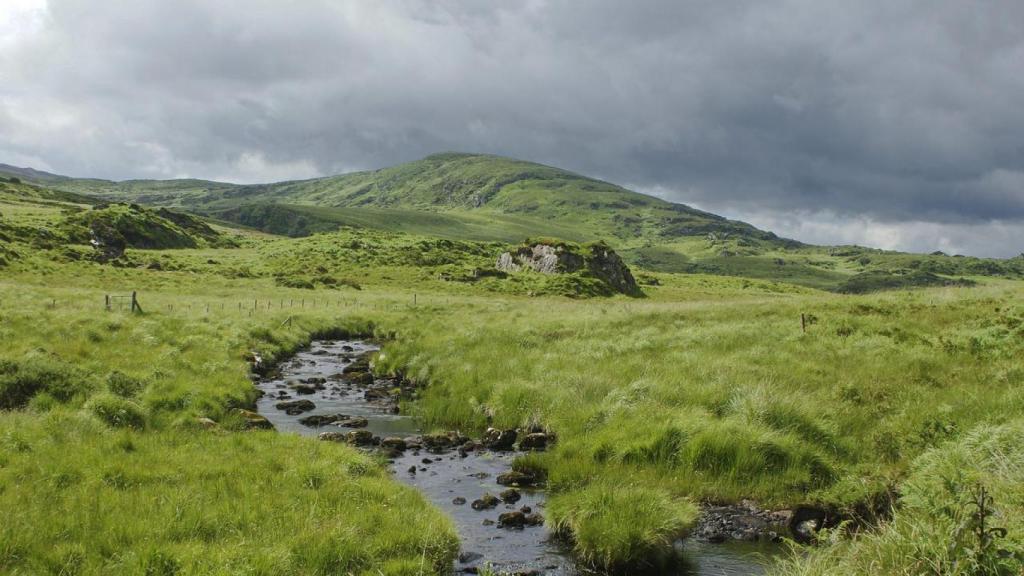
(0, 0, 1022, 255)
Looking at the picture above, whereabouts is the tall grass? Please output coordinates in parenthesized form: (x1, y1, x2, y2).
(2, 197, 1024, 572)
(772, 422, 1024, 575)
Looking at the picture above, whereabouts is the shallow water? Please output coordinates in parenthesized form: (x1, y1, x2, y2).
(256, 340, 780, 575)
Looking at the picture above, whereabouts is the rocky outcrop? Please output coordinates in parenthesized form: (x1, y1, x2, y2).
(496, 240, 641, 296)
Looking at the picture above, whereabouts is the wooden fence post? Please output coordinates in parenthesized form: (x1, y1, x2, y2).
(131, 291, 142, 314)
(105, 295, 111, 311)
(801, 313, 806, 333)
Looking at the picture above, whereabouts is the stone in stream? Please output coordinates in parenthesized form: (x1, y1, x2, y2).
(497, 511, 527, 529)
(518, 432, 548, 451)
(346, 430, 375, 446)
(318, 431, 346, 442)
(343, 357, 371, 374)
(290, 383, 317, 395)
(421, 431, 470, 452)
(407, 466, 416, 475)
(482, 427, 517, 451)
(500, 488, 521, 504)
(471, 493, 500, 510)
(481, 519, 495, 526)
(380, 437, 407, 451)
(275, 399, 315, 415)
(496, 471, 539, 487)
(232, 409, 274, 430)
(341, 345, 354, 352)
(335, 417, 369, 428)
(452, 497, 467, 505)
(364, 388, 391, 401)
(348, 372, 375, 386)
(299, 414, 347, 427)
(458, 551, 483, 564)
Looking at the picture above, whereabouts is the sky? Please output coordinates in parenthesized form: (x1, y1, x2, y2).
(1, 1, 1022, 257)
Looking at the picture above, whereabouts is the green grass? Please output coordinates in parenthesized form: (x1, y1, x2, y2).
(2, 180, 1024, 572)
(772, 421, 1024, 575)
(15, 152, 1024, 292)
(0, 413, 457, 575)
(547, 481, 699, 571)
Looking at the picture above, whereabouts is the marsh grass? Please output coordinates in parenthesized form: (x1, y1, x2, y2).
(0, 412, 457, 575)
(2, 188, 1024, 572)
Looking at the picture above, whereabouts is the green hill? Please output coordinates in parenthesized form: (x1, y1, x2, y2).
(7, 153, 1024, 291)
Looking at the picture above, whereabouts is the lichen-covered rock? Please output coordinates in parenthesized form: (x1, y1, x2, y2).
(496, 240, 640, 297)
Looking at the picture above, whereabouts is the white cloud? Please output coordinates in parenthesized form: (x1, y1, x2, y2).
(211, 152, 321, 185)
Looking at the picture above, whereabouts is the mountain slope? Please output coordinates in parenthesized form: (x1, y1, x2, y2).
(206, 153, 793, 247)
(25, 153, 788, 248)
(7, 153, 1023, 291)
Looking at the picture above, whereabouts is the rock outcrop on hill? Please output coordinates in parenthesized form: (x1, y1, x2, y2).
(496, 240, 641, 296)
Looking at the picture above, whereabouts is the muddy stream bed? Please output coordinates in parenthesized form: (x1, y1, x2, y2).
(255, 340, 785, 575)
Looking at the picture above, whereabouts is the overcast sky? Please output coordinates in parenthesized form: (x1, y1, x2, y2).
(2, 1, 1022, 256)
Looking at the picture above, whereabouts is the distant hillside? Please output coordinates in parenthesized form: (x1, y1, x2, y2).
(28, 153, 788, 247)
(0, 163, 71, 185)
(6, 153, 1023, 291)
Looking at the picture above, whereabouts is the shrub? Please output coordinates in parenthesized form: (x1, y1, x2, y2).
(107, 371, 144, 398)
(0, 358, 89, 409)
(87, 394, 147, 429)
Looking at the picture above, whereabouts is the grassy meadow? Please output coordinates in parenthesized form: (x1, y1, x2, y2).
(2, 175, 1024, 574)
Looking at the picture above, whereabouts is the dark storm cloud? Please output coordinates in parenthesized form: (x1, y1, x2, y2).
(1, 0, 1023, 255)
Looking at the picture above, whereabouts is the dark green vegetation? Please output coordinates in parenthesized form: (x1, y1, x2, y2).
(2, 157, 1024, 574)
(11, 153, 1023, 292)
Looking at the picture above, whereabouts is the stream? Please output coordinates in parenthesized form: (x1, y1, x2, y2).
(255, 340, 783, 575)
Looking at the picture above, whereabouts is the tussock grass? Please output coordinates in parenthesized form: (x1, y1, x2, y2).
(547, 481, 698, 571)
(2, 183, 1024, 572)
(0, 412, 457, 575)
(773, 422, 1024, 575)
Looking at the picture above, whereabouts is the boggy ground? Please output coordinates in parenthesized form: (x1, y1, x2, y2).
(2, 224, 1024, 573)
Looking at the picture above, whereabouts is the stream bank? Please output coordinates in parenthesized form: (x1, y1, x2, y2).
(254, 339, 785, 575)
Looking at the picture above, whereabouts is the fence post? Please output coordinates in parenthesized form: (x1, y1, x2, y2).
(131, 291, 143, 314)
(105, 295, 111, 311)
(801, 313, 807, 333)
